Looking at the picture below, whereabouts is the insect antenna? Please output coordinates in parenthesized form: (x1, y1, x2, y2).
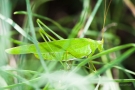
(101, 0, 112, 42)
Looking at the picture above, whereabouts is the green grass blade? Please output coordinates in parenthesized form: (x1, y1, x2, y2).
(80, 0, 103, 38)
(26, 0, 48, 72)
(94, 47, 135, 76)
(0, 68, 40, 90)
(14, 11, 68, 35)
(0, 14, 32, 42)
(68, 0, 90, 38)
(114, 66, 135, 76)
(77, 43, 135, 68)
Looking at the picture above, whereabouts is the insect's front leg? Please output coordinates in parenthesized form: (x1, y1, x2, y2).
(62, 51, 73, 70)
(86, 53, 97, 73)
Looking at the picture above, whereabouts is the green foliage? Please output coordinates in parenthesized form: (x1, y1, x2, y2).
(5, 19, 103, 61)
(0, 0, 135, 90)
(5, 38, 103, 61)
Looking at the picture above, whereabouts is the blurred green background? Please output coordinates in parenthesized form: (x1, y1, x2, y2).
(0, 0, 135, 90)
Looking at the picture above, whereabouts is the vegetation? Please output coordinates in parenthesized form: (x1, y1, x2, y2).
(0, 0, 135, 90)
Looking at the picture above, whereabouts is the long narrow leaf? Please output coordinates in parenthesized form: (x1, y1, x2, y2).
(94, 47, 135, 76)
(77, 43, 135, 67)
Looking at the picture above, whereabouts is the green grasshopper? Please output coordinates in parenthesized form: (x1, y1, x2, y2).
(5, 19, 103, 61)
(5, 0, 111, 61)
